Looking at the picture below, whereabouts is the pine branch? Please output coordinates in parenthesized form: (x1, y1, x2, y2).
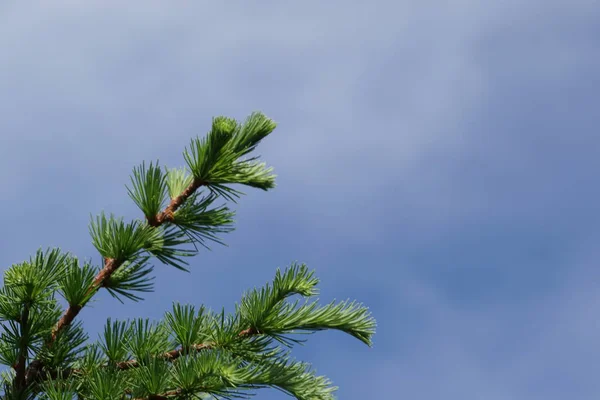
(0, 112, 377, 400)
(127, 352, 336, 400)
(55, 176, 210, 341)
(31, 264, 373, 387)
(151, 178, 206, 227)
(25, 181, 210, 387)
(25, 171, 250, 386)
(134, 389, 181, 400)
(116, 342, 212, 371)
(24, 173, 250, 386)
(13, 301, 31, 392)
(30, 323, 258, 386)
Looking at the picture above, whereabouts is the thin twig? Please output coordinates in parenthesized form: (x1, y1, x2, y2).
(116, 342, 213, 370)
(152, 178, 206, 226)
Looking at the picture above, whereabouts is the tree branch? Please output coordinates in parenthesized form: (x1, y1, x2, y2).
(25, 178, 208, 387)
(116, 325, 256, 371)
(136, 389, 182, 400)
(116, 343, 213, 371)
(30, 327, 258, 384)
(152, 178, 206, 226)
(13, 302, 31, 392)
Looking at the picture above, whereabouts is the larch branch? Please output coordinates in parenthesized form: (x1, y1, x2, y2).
(25, 177, 208, 387)
(31, 327, 258, 383)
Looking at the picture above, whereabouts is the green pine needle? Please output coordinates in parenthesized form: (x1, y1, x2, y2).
(171, 192, 235, 249)
(143, 226, 196, 271)
(58, 258, 98, 306)
(165, 167, 194, 200)
(103, 257, 154, 303)
(127, 161, 168, 219)
(183, 112, 277, 195)
(89, 213, 154, 262)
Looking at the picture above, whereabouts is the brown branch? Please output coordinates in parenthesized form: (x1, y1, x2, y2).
(24, 177, 209, 388)
(115, 326, 258, 372)
(24, 359, 43, 386)
(50, 257, 121, 342)
(238, 327, 258, 337)
(116, 343, 213, 370)
(129, 327, 259, 399)
(28, 343, 214, 383)
(152, 178, 206, 226)
(118, 327, 257, 371)
(26, 364, 75, 385)
(136, 389, 182, 400)
(29, 326, 259, 387)
(13, 303, 31, 392)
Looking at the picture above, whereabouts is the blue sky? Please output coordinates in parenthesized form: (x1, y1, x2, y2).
(1, 1, 599, 398)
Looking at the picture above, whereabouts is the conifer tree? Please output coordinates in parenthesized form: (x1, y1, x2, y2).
(0, 112, 376, 399)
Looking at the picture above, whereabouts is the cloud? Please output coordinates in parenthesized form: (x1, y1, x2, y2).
(346, 240, 600, 398)
(0, 1, 599, 399)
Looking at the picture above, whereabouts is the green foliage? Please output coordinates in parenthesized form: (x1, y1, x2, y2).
(102, 257, 154, 303)
(127, 161, 168, 220)
(164, 304, 206, 351)
(171, 193, 235, 248)
(0, 112, 376, 400)
(165, 167, 193, 200)
(143, 226, 196, 271)
(84, 368, 129, 400)
(58, 259, 97, 306)
(89, 214, 153, 262)
(183, 112, 277, 201)
(99, 319, 130, 364)
(236, 263, 375, 347)
(38, 321, 88, 369)
(4, 249, 69, 304)
(126, 319, 170, 363)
